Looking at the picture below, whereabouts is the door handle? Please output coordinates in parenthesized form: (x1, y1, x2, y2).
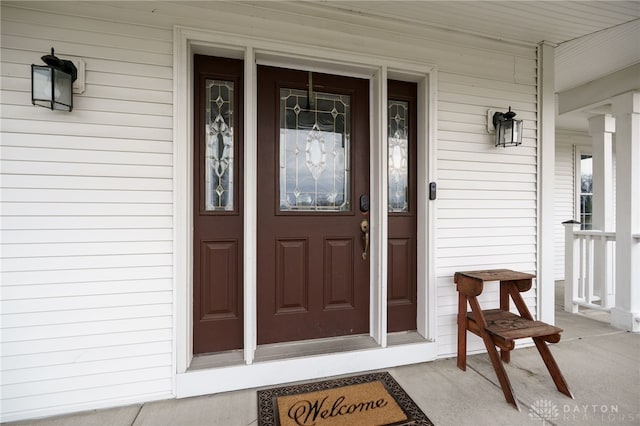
(360, 219, 369, 260)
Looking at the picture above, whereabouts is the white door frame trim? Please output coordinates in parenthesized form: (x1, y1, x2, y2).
(173, 25, 438, 396)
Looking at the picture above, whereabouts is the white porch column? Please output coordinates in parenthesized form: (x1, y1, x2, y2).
(611, 91, 640, 332)
(537, 41, 556, 324)
(588, 115, 615, 232)
(588, 115, 615, 307)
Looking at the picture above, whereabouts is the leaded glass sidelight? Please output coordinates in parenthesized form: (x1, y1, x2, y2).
(279, 88, 351, 211)
(205, 80, 234, 211)
(388, 100, 409, 212)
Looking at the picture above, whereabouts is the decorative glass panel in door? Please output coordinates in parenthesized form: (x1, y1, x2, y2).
(388, 100, 409, 212)
(279, 88, 350, 211)
(205, 79, 234, 211)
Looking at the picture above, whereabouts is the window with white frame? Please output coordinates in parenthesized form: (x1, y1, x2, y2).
(579, 153, 593, 230)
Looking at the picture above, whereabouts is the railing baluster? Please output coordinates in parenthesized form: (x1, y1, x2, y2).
(594, 234, 606, 302)
(586, 235, 593, 304)
(580, 232, 585, 301)
(563, 221, 580, 313)
(605, 238, 616, 309)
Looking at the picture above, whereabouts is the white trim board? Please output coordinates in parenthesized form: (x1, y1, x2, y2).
(176, 341, 437, 398)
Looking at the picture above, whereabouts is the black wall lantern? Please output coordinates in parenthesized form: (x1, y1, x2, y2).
(492, 106, 523, 147)
(31, 48, 77, 112)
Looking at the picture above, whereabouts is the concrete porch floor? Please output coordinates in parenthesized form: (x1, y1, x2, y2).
(9, 283, 639, 426)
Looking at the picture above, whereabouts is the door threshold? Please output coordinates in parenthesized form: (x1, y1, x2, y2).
(190, 349, 244, 371)
(387, 330, 427, 346)
(254, 334, 378, 363)
(189, 332, 426, 371)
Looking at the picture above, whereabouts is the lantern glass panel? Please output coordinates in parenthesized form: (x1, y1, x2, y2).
(503, 120, 514, 144)
(32, 65, 53, 108)
(512, 119, 523, 144)
(53, 69, 73, 111)
(496, 120, 505, 146)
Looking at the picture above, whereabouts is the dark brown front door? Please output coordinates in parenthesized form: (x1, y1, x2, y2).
(193, 55, 244, 354)
(257, 66, 370, 345)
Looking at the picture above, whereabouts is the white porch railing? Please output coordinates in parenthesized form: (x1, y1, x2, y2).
(563, 221, 616, 313)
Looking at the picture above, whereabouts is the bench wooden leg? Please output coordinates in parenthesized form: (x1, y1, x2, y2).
(457, 293, 467, 371)
(533, 337, 574, 399)
(468, 297, 520, 410)
(481, 333, 520, 410)
(499, 283, 512, 364)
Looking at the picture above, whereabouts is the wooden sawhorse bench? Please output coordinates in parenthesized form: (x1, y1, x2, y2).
(454, 269, 574, 410)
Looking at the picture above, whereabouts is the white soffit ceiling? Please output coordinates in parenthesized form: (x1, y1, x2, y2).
(312, 1, 640, 46)
(556, 19, 640, 92)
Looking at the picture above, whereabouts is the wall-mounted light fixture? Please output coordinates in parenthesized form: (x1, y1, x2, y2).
(488, 106, 523, 147)
(31, 48, 78, 112)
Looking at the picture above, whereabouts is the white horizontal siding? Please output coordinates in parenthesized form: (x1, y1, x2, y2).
(3, 242, 172, 257)
(2, 341, 172, 370)
(436, 59, 538, 356)
(0, 4, 174, 422)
